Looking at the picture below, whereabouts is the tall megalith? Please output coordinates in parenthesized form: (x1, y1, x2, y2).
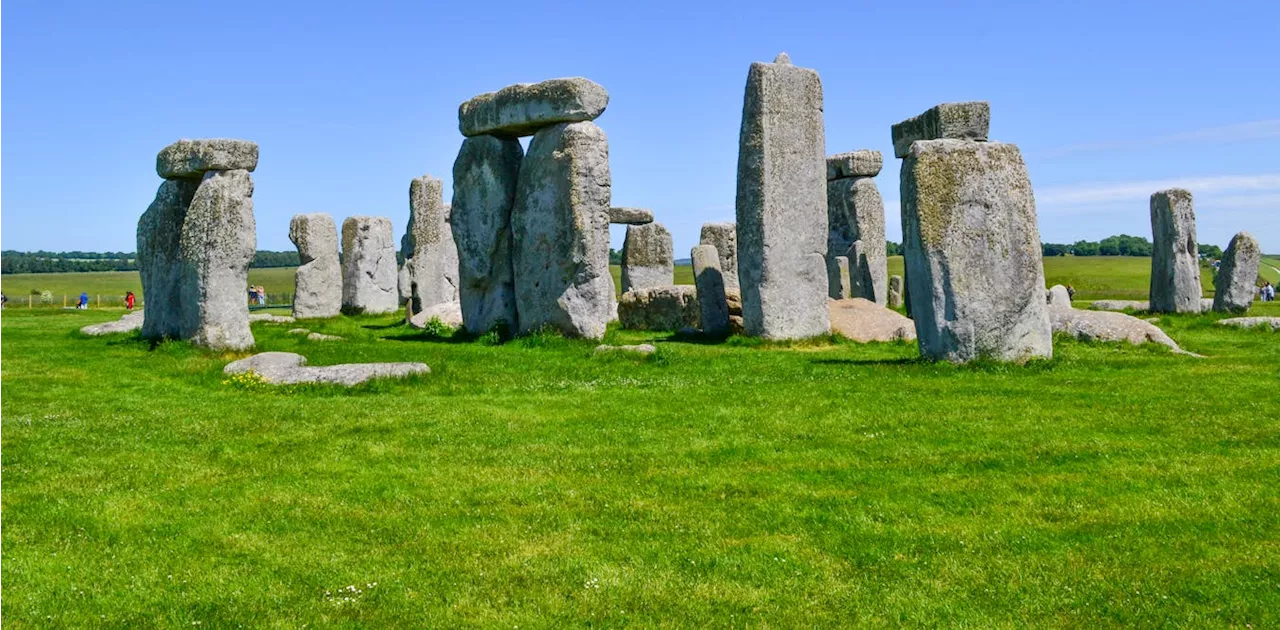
(1213, 231, 1260, 313)
(341, 216, 399, 315)
(405, 176, 460, 312)
(699, 222, 739, 290)
(451, 135, 524, 333)
(290, 213, 341, 319)
(826, 150, 887, 304)
(621, 222, 674, 292)
(734, 53, 830, 339)
(1149, 188, 1203, 313)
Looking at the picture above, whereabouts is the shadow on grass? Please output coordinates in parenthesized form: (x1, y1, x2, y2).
(810, 357, 921, 367)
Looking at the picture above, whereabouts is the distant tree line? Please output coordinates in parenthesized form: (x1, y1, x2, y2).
(2, 250, 301, 274)
(1040, 235, 1222, 259)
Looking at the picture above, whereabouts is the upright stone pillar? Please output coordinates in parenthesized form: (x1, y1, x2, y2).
(692, 244, 730, 336)
(1149, 188, 1203, 313)
(289, 213, 341, 319)
(734, 53, 829, 339)
(888, 274, 904, 309)
(451, 135, 524, 333)
(621, 222, 674, 292)
(138, 138, 257, 351)
(1212, 231, 1260, 313)
(895, 102, 1052, 362)
(406, 176, 460, 312)
(826, 150, 887, 304)
(341, 216, 399, 314)
(699, 222, 739, 290)
(511, 121, 614, 339)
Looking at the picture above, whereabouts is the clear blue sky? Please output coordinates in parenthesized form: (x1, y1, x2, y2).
(4, 0, 1278, 257)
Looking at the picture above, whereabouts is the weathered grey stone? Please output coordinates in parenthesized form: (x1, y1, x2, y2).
(691, 244, 730, 336)
(827, 176, 887, 304)
(1047, 284, 1072, 308)
(341, 216, 399, 315)
(287, 328, 310, 335)
(888, 274, 904, 309)
(248, 313, 295, 323)
(594, 343, 657, 355)
(138, 178, 200, 340)
(409, 300, 464, 329)
(512, 121, 614, 339)
(621, 222, 674, 292)
(1213, 231, 1260, 313)
(177, 170, 256, 351)
(459, 77, 609, 138)
(735, 54, 830, 339)
(1050, 308, 1192, 354)
(398, 261, 414, 305)
(405, 176, 460, 311)
(81, 310, 145, 336)
(828, 298, 917, 342)
(224, 351, 429, 386)
(900, 139, 1051, 363)
(699, 222, 739, 290)
(608, 207, 654, 225)
(1216, 316, 1280, 331)
(827, 150, 883, 180)
(157, 139, 258, 179)
(289, 213, 342, 319)
(1090, 299, 1149, 312)
(617, 285, 699, 331)
(451, 134, 523, 334)
(891, 102, 990, 159)
(1149, 188, 1202, 313)
(828, 255, 851, 299)
(306, 332, 344, 341)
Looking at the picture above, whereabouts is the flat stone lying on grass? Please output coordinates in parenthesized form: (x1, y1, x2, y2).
(1047, 285, 1072, 308)
(157, 138, 259, 179)
(1215, 316, 1280, 331)
(224, 352, 429, 386)
(1213, 231, 1261, 313)
(827, 298, 916, 342)
(287, 328, 310, 335)
(80, 310, 145, 336)
(618, 285, 699, 331)
(306, 332, 344, 341)
(890, 101, 990, 158)
(593, 343, 657, 356)
(827, 150, 882, 179)
(409, 300, 464, 329)
(1050, 308, 1195, 355)
(1091, 300, 1149, 311)
(609, 207, 654, 225)
(459, 77, 609, 138)
(249, 313, 296, 323)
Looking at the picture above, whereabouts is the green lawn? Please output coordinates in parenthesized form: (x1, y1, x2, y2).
(3, 302, 1278, 626)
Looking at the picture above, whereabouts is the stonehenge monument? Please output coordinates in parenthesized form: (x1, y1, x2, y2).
(289, 213, 341, 319)
(735, 53, 830, 340)
(618, 286, 699, 331)
(609, 207, 654, 225)
(341, 216, 399, 314)
(1213, 231, 1260, 313)
(888, 275, 904, 309)
(451, 77, 614, 339)
(826, 149, 887, 304)
(620, 222, 674, 292)
(895, 101, 1053, 363)
(692, 244, 730, 336)
(699, 222, 739, 290)
(1148, 188, 1203, 313)
(404, 176, 460, 313)
(831, 255, 851, 299)
(138, 138, 257, 351)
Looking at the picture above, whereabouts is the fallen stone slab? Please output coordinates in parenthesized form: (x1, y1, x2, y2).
(1216, 316, 1280, 331)
(1051, 308, 1194, 355)
(618, 285, 699, 331)
(891, 101, 989, 158)
(459, 77, 609, 138)
(224, 352, 429, 386)
(157, 139, 259, 179)
(1090, 299, 1149, 311)
(287, 328, 310, 335)
(827, 150, 883, 179)
(828, 298, 916, 342)
(594, 343, 657, 356)
(80, 310, 145, 336)
(306, 332, 344, 341)
(609, 207, 655, 225)
(249, 313, 296, 323)
(410, 300, 464, 329)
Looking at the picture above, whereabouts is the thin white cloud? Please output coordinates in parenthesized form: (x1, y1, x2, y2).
(1037, 173, 1280, 206)
(1038, 119, 1280, 158)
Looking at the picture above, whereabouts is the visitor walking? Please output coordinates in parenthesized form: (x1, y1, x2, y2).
(1265, 282, 1275, 302)
(1066, 285, 1076, 301)
(78, 292, 89, 310)
(125, 291, 136, 310)
(256, 285, 267, 305)
(248, 285, 258, 305)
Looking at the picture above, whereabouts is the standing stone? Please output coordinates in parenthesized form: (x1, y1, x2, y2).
(699, 222, 739, 290)
(341, 216, 399, 314)
(451, 134, 524, 333)
(828, 255, 851, 299)
(621, 222, 674, 292)
(177, 169, 256, 351)
(458, 78, 609, 138)
(617, 286, 699, 331)
(406, 176, 460, 311)
(289, 213, 341, 319)
(138, 178, 200, 340)
(1213, 231, 1261, 313)
(692, 244, 730, 336)
(511, 121, 613, 339)
(735, 53, 830, 339)
(888, 274, 904, 309)
(1046, 284, 1072, 309)
(827, 155, 887, 304)
(899, 138, 1051, 362)
(1149, 188, 1202, 313)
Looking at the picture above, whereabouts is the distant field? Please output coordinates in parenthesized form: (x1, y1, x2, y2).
(0, 256, 1267, 307)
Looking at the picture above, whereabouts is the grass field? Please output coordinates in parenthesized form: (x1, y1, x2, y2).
(2, 299, 1279, 626)
(1, 256, 1262, 307)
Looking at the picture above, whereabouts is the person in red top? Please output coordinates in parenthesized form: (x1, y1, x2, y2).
(125, 291, 136, 310)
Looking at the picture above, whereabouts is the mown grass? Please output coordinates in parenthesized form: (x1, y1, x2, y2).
(3, 301, 1278, 627)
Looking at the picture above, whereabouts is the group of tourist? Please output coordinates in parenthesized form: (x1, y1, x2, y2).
(1260, 282, 1276, 302)
(247, 285, 267, 306)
